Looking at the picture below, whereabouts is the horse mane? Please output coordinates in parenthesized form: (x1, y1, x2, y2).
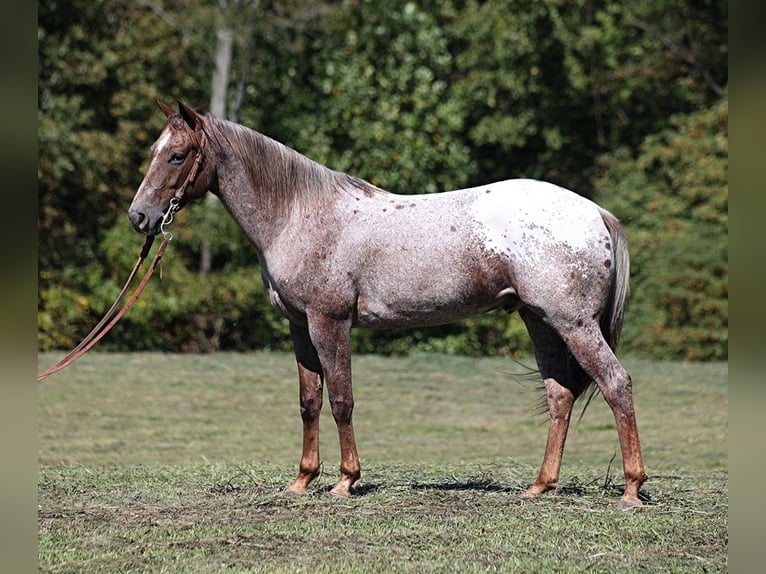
(204, 115, 386, 217)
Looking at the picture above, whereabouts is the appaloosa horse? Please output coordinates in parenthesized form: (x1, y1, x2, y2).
(129, 101, 647, 508)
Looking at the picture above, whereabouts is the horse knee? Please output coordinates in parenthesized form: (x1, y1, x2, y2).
(329, 395, 354, 423)
(299, 393, 322, 423)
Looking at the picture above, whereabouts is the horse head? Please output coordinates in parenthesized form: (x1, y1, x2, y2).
(128, 100, 213, 235)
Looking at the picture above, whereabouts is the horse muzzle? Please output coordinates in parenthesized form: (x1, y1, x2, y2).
(128, 204, 163, 235)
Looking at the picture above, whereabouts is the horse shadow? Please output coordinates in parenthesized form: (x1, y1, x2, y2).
(336, 478, 521, 497)
(318, 478, 516, 497)
(341, 478, 652, 504)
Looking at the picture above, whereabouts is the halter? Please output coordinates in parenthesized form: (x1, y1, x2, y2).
(160, 130, 206, 239)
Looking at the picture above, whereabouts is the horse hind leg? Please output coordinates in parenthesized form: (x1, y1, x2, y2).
(557, 321, 648, 509)
(519, 308, 591, 498)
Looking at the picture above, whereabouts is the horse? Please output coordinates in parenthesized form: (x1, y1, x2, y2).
(128, 100, 647, 509)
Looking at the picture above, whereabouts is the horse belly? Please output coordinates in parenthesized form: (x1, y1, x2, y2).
(353, 257, 516, 329)
(355, 293, 508, 328)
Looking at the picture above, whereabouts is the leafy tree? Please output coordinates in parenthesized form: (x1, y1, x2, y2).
(597, 96, 728, 360)
(38, 0, 212, 347)
(446, 0, 592, 190)
(444, 0, 727, 195)
(38, 0, 211, 271)
(257, 0, 475, 194)
(567, 0, 727, 150)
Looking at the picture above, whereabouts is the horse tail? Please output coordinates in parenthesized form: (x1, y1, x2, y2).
(573, 208, 630, 413)
(599, 208, 630, 351)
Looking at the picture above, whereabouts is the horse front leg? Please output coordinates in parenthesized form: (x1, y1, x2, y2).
(286, 322, 324, 495)
(307, 312, 361, 497)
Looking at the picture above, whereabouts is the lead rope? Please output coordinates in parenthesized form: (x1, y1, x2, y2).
(37, 234, 171, 382)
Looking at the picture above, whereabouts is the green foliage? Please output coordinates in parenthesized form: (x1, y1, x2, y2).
(446, 0, 727, 194)
(38, 0, 211, 272)
(350, 313, 532, 357)
(448, 0, 589, 188)
(262, 0, 475, 193)
(39, 209, 288, 353)
(597, 96, 728, 360)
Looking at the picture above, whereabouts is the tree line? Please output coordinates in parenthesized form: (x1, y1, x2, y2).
(38, 0, 727, 360)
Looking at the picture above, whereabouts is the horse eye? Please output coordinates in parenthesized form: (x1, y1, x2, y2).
(170, 153, 186, 165)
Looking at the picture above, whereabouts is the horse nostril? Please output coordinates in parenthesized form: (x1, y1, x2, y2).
(129, 209, 147, 230)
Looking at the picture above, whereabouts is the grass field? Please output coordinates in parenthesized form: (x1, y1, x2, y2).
(38, 352, 728, 572)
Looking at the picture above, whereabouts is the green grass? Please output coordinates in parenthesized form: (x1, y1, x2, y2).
(38, 352, 728, 572)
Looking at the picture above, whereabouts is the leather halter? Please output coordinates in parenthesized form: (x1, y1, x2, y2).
(160, 130, 206, 238)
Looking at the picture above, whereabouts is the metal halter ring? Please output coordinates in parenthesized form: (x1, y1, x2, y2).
(160, 197, 181, 239)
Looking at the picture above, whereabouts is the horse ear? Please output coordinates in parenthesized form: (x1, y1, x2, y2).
(156, 99, 176, 118)
(177, 100, 202, 131)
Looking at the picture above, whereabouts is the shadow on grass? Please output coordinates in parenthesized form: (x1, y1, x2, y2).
(344, 477, 653, 505)
(409, 479, 516, 493)
(339, 478, 519, 496)
(313, 479, 516, 497)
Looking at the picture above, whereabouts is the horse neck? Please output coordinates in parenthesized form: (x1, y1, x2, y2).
(207, 120, 342, 251)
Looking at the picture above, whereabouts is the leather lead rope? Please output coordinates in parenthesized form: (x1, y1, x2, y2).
(37, 235, 170, 382)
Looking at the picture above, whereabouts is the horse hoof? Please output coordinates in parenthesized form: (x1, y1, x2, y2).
(617, 497, 643, 511)
(329, 485, 351, 498)
(523, 482, 554, 498)
(285, 484, 308, 496)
